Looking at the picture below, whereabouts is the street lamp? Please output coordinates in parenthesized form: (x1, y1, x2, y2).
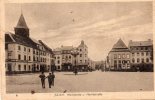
(71, 48, 79, 75)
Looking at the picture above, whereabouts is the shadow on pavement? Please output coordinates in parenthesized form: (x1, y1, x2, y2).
(64, 73, 88, 75)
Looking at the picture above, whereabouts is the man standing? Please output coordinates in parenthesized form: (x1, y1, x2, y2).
(51, 72, 55, 86)
(46, 73, 52, 88)
(39, 72, 46, 88)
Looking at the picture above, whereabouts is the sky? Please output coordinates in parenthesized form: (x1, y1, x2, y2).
(5, 2, 153, 61)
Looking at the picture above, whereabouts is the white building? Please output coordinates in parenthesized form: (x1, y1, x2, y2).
(128, 39, 153, 71)
(77, 40, 89, 71)
(5, 13, 54, 74)
(53, 48, 62, 71)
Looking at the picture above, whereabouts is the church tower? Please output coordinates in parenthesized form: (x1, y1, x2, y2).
(14, 13, 29, 37)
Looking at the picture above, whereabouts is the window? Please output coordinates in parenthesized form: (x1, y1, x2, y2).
(18, 54, 21, 60)
(137, 52, 139, 56)
(141, 52, 144, 56)
(132, 53, 135, 57)
(85, 60, 87, 62)
(141, 47, 143, 50)
(33, 56, 35, 61)
(85, 54, 87, 57)
(114, 54, 117, 59)
(80, 49, 82, 51)
(24, 47, 26, 51)
(57, 60, 60, 64)
(80, 60, 82, 63)
(132, 58, 135, 63)
(18, 65, 21, 71)
(118, 60, 121, 63)
(146, 58, 149, 62)
(29, 56, 31, 61)
(80, 54, 82, 57)
(24, 55, 26, 60)
(57, 56, 60, 59)
(137, 58, 140, 63)
(58, 66, 60, 69)
(29, 65, 31, 71)
(69, 56, 71, 59)
(127, 54, 129, 58)
(33, 50, 35, 54)
(145, 47, 148, 50)
(18, 46, 21, 50)
(146, 52, 149, 56)
(24, 65, 26, 71)
(118, 54, 121, 59)
(114, 60, 117, 64)
(141, 58, 144, 63)
(28, 49, 30, 52)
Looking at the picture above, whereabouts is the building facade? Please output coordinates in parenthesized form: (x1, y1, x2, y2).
(77, 40, 89, 71)
(5, 13, 54, 74)
(108, 39, 131, 71)
(53, 40, 90, 71)
(128, 39, 153, 71)
(53, 48, 62, 71)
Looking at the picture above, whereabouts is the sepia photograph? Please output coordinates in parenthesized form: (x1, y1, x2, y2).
(4, 1, 154, 95)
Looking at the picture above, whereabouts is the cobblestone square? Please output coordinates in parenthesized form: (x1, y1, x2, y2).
(6, 71, 154, 93)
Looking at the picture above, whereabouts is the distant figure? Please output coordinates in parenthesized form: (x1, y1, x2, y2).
(39, 72, 46, 88)
(46, 73, 53, 88)
(51, 72, 55, 86)
(74, 67, 78, 75)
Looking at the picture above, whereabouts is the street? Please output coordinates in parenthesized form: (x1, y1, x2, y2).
(6, 71, 154, 93)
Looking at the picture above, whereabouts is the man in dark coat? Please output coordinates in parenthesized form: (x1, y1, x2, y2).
(51, 72, 55, 86)
(39, 72, 46, 88)
(46, 73, 53, 88)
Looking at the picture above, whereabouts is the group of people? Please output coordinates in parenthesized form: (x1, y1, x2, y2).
(39, 72, 55, 88)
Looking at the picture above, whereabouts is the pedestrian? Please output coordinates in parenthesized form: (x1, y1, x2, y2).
(46, 73, 53, 88)
(51, 72, 55, 86)
(39, 72, 46, 88)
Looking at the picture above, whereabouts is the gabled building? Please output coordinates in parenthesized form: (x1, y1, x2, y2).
(5, 13, 54, 74)
(108, 38, 131, 70)
(128, 39, 153, 71)
(77, 40, 89, 71)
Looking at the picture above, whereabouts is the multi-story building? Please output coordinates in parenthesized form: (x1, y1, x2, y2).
(61, 46, 74, 71)
(53, 48, 62, 71)
(53, 40, 90, 71)
(77, 40, 89, 71)
(108, 38, 131, 71)
(5, 13, 54, 74)
(128, 39, 153, 71)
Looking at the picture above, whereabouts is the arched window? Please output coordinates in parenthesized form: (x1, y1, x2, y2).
(57, 60, 60, 64)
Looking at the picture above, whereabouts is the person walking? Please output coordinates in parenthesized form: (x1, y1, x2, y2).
(39, 72, 46, 88)
(51, 72, 55, 86)
(46, 73, 53, 88)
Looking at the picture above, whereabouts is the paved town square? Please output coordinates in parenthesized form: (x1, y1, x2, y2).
(6, 71, 153, 93)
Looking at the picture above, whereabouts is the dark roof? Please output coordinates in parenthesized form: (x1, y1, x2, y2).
(128, 40, 153, 47)
(15, 13, 29, 29)
(5, 32, 38, 49)
(39, 40, 53, 54)
(110, 38, 129, 52)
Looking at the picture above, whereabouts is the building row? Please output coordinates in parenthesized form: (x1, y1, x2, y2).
(5, 13, 55, 74)
(105, 38, 153, 72)
(53, 41, 96, 71)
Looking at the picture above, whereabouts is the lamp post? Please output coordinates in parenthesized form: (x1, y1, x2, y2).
(71, 48, 79, 75)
